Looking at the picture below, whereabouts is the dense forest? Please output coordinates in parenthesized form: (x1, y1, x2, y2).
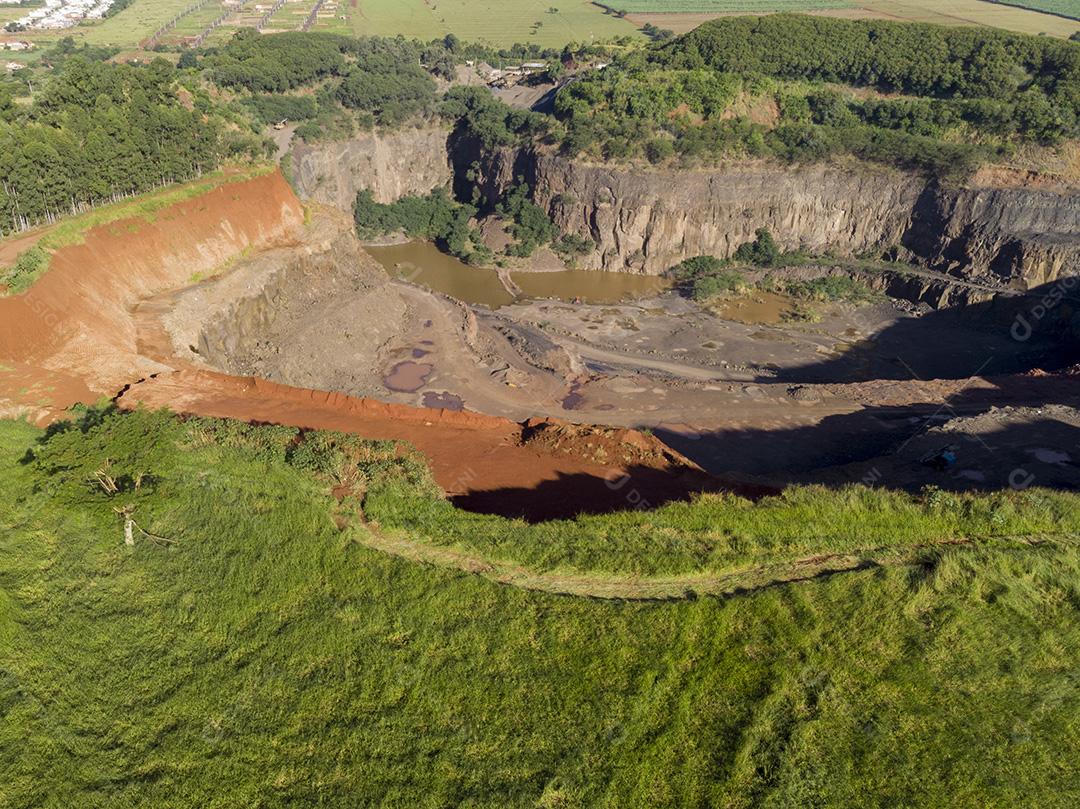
(554, 15, 1080, 173)
(207, 30, 437, 130)
(0, 50, 264, 236)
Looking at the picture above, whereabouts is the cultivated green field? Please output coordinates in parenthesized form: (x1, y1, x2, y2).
(2, 408, 1079, 805)
(622, 0, 1080, 38)
(78, 0, 203, 45)
(598, 0, 853, 11)
(349, 0, 638, 46)
(989, 0, 1080, 21)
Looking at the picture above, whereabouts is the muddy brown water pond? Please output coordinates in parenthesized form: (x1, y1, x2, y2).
(367, 242, 670, 308)
(368, 243, 513, 307)
(709, 291, 800, 326)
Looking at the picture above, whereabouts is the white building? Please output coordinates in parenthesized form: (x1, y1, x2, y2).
(14, 0, 115, 31)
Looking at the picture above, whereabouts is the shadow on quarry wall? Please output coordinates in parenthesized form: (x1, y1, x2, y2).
(766, 279, 1080, 384)
(655, 397, 1080, 494)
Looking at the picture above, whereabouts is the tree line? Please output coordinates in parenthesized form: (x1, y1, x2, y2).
(0, 55, 265, 236)
(205, 30, 436, 129)
(553, 14, 1080, 175)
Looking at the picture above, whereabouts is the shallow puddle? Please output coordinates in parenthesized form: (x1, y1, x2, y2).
(710, 292, 799, 325)
(384, 361, 433, 392)
(422, 391, 465, 411)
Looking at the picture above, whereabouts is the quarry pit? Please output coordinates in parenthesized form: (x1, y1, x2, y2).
(2, 133, 1079, 514)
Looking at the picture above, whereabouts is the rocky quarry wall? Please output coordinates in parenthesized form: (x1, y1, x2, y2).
(288, 128, 1080, 291)
(290, 125, 453, 209)
(462, 140, 1080, 289)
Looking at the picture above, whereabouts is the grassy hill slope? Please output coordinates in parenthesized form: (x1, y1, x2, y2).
(1, 409, 1079, 806)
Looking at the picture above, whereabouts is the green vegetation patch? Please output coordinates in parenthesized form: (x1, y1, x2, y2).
(354, 186, 493, 265)
(0, 245, 47, 294)
(0, 53, 271, 237)
(2, 409, 1080, 805)
(987, 0, 1080, 22)
(597, 0, 853, 10)
(554, 14, 1080, 174)
(668, 231, 883, 306)
(208, 30, 437, 129)
(347, 0, 638, 48)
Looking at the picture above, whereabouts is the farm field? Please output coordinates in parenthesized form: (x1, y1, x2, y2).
(600, 1, 853, 10)
(78, 0, 203, 45)
(348, 0, 638, 46)
(990, 1, 1080, 22)
(624, 0, 1080, 37)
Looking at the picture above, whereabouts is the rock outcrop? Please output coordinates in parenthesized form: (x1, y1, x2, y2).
(904, 182, 1080, 289)
(468, 147, 924, 274)
(290, 125, 452, 209)
(457, 138, 1080, 288)
(289, 127, 1080, 291)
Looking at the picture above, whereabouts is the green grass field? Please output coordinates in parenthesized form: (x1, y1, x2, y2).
(622, 0, 1080, 38)
(598, 0, 853, 11)
(78, 0, 204, 45)
(1, 408, 1079, 805)
(349, 0, 638, 46)
(988, 0, 1080, 21)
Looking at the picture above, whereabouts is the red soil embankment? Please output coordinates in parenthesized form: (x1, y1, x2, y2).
(0, 171, 304, 409)
(117, 370, 750, 521)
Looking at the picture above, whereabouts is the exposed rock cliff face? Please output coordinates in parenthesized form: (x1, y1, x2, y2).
(904, 183, 1080, 289)
(467, 147, 923, 274)
(290, 128, 1080, 290)
(290, 125, 452, 209)
(458, 139, 1080, 287)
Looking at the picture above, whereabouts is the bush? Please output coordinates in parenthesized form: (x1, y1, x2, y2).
(0, 246, 49, 293)
(644, 138, 674, 164)
(692, 270, 748, 301)
(241, 94, 318, 126)
(497, 181, 557, 257)
(733, 228, 781, 268)
(354, 187, 483, 263)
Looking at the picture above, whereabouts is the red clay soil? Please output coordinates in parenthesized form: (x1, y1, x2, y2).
(117, 370, 764, 521)
(0, 171, 305, 408)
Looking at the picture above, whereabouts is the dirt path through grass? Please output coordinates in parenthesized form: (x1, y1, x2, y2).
(352, 525, 1069, 600)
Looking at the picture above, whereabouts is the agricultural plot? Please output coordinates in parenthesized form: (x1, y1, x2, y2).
(349, 0, 637, 46)
(77, 0, 201, 45)
(154, 2, 231, 45)
(854, 0, 1079, 35)
(598, 1, 852, 10)
(621, 0, 1080, 38)
(262, 0, 330, 33)
(987, 0, 1080, 20)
